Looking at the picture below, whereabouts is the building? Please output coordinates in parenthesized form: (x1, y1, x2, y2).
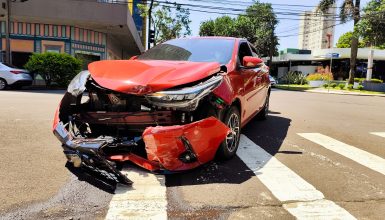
(269, 48, 385, 81)
(298, 6, 336, 50)
(0, 0, 145, 69)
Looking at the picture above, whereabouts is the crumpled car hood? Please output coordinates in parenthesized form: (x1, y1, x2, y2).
(88, 60, 221, 95)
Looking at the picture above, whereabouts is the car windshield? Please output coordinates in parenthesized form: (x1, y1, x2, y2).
(137, 38, 235, 65)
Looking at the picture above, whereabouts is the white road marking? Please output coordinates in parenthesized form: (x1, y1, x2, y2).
(237, 135, 356, 219)
(298, 133, 385, 176)
(105, 167, 167, 220)
(370, 132, 385, 138)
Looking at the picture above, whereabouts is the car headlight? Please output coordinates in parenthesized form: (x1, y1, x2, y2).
(145, 74, 223, 111)
(67, 70, 90, 96)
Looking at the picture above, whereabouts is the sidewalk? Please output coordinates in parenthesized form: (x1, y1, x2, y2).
(307, 88, 385, 97)
(274, 85, 385, 97)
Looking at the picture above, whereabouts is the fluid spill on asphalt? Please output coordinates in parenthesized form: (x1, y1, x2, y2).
(1, 173, 113, 220)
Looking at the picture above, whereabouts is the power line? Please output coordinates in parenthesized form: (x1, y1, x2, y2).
(111, 0, 342, 21)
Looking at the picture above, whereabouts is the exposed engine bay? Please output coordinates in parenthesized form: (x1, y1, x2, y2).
(53, 71, 231, 185)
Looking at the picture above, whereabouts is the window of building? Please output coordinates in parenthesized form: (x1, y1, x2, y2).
(44, 24, 49, 36)
(10, 22, 14, 34)
(1, 21, 5, 34)
(53, 25, 58, 37)
(18, 22, 23, 34)
(26, 23, 31, 35)
(45, 45, 61, 53)
(35, 24, 40, 36)
(61, 26, 66, 37)
(79, 29, 83, 41)
(95, 32, 99, 44)
(88, 31, 91, 43)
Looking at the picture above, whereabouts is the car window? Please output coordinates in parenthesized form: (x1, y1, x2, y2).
(238, 42, 252, 65)
(137, 38, 235, 65)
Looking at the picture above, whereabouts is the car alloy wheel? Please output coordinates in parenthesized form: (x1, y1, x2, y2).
(0, 79, 6, 90)
(225, 111, 240, 153)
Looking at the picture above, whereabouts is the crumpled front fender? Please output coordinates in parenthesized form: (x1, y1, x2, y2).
(143, 117, 230, 171)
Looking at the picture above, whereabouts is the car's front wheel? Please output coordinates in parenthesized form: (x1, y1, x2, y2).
(0, 79, 7, 90)
(216, 106, 241, 160)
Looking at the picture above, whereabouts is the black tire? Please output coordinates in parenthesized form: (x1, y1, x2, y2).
(256, 92, 270, 120)
(216, 106, 241, 160)
(0, 79, 7, 90)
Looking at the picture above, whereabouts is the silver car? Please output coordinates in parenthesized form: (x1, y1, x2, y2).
(269, 75, 277, 87)
(0, 62, 32, 90)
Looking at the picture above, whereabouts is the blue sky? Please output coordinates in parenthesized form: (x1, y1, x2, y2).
(172, 0, 371, 50)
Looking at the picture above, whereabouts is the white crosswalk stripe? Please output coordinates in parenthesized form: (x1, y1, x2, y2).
(370, 132, 385, 138)
(105, 167, 167, 220)
(237, 135, 356, 219)
(298, 133, 385, 176)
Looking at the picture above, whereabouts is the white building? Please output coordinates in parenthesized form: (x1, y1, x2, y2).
(298, 6, 336, 50)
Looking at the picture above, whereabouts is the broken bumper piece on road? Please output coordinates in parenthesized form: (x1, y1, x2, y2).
(53, 116, 229, 185)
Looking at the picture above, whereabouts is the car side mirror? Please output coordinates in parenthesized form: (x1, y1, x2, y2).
(242, 56, 264, 68)
(129, 55, 138, 60)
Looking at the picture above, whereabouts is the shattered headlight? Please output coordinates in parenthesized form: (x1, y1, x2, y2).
(67, 70, 90, 96)
(145, 74, 223, 111)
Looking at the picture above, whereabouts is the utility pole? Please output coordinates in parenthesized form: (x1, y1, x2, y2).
(268, 20, 274, 68)
(147, 0, 154, 50)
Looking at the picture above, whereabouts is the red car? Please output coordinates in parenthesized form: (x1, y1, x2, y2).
(53, 37, 271, 185)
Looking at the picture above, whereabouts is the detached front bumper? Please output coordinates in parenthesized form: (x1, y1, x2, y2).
(53, 107, 229, 184)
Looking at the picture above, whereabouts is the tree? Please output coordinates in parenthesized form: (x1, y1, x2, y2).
(318, 0, 362, 84)
(199, 2, 279, 58)
(24, 53, 82, 87)
(336, 31, 365, 48)
(138, 3, 191, 45)
(357, 0, 385, 49)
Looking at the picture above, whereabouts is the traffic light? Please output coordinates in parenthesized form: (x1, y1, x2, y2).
(149, 29, 155, 44)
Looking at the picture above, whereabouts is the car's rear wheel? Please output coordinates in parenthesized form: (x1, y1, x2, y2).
(0, 79, 7, 90)
(216, 106, 241, 160)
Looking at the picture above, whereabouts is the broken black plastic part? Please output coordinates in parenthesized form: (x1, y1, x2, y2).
(178, 136, 198, 163)
(64, 145, 133, 186)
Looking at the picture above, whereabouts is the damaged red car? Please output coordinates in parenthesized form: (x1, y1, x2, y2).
(53, 37, 271, 185)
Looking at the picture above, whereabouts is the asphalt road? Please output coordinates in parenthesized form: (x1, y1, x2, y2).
(0, 89, 384, 219)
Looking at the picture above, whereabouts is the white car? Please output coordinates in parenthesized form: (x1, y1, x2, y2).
(0, 62, 32, 90)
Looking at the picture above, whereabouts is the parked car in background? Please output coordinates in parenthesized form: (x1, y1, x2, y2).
(0, 62, 32, 90)
(52, 37, 271, 185)
(269, 75, 277, 86)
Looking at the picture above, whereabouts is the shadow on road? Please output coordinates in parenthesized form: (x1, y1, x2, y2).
(166, 114, 291, 187)
(0, 88, 65, 94)
(65, 162, 117, 193)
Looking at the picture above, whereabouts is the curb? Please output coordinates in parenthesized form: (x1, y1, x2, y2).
(274, 87, 385, 97)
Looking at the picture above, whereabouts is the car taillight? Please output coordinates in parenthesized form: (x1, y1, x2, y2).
(10, 70, 25, 74)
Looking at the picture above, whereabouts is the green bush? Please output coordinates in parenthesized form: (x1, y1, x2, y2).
(354, 78, 365, 83)
(367, 79, 383, 84)
(330, 83, 337, 88)
(347, 84, 353, 90)
(306, 73, 333, 81)
(357, 85, 364, 90)
(322, 83, 329, 88)
(281, 71, 307, 85)
(338, 83, 345, 89)
(24, 52, 82, 87)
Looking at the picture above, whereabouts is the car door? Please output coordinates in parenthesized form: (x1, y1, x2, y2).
(248, 43, 269, 110)
(237, 41, 260, 120)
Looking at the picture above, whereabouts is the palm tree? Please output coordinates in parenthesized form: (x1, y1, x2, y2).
(318, 0, 361, 84)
